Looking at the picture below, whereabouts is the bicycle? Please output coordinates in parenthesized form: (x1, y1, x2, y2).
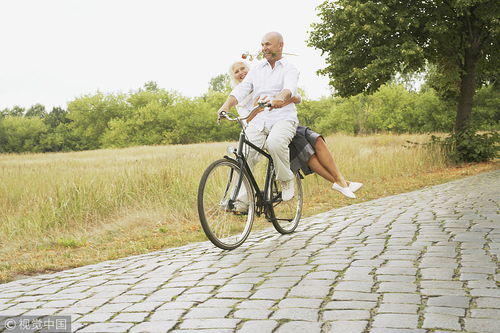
(197, 102, 303, 250)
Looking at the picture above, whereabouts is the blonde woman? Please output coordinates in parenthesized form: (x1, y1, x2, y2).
(229, 61, 362, 198)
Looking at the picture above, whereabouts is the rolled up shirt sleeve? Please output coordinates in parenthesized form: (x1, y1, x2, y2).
(282, 64, 299, 98)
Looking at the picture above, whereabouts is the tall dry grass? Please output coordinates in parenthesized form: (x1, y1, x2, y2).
(1, 133, 490, 282)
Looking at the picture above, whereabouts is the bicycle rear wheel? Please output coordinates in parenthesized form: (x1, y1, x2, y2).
(197, 159, 255, 250)
(268, 172, 303, 234)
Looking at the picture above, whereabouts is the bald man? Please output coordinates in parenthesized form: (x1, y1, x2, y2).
(218, 32, 299, 202)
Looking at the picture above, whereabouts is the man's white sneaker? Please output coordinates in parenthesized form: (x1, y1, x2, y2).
(348, 181, 363, 193)
(332, 183, 356, 199)
(281, 178, 295, 201)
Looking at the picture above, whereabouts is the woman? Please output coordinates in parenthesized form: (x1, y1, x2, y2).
(230, 61, 363, 198)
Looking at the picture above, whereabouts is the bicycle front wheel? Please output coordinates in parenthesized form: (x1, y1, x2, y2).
(269, 172, 303, 234)
(197, 159, 255, 250)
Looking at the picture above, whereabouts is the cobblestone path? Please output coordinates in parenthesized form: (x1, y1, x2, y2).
(1, 171, 499, 333)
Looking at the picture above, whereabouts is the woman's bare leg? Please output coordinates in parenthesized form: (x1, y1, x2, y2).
(314, 138, 349, 187)
(307, 155, 337, 183)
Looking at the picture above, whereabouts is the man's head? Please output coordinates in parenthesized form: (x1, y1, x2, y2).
(261, 32, 284, 63)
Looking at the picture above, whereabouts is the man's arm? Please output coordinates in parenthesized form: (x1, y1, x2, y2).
(271, 63, 299, 109)
(270, 89, 292, 109)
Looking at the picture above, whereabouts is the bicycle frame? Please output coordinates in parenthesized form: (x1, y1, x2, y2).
(225, 128, 277, 220)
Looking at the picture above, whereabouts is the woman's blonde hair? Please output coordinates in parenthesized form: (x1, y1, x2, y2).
(229, 61, 250, 87)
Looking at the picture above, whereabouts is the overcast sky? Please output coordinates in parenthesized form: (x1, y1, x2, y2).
(0, 0, 331, 110)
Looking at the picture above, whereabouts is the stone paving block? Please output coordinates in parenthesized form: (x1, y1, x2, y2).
(371, 329, 426, 333)
(217, 284, 253, 293)
(426, 295, 469, 308)
(215, 291, 252, 299)
(237, 300, 275, 309)
(470, 308, 500, 318)
(372, 313, 419, 329)
(237, 320, 278, 333)
(233, 309, 271, 319)
(179, 318, 240, 330)
(378, 282, 416, 293)
(250, 288, 287, 300)
(377, 267, 417, 276)
(111, 312, 149, 323)
(76, 312, 114, 323)
(303, 271, 338, 279)
(464, 318, 500, 333)
(78, 322, 134, 332)
(278, 298, 323, 309)
(421, 288, 466, 296)
(470, 288, 500, 297)
(298, 279, 332, 287)
(123, 302, 163, 312)
(183, 307, 232, 318)
(422, 313, 461, 330)
(327, 320, 367, 333)
(382, 293, 421, 304)
(149, 309, 185, 321)
(197, 299, 238, 308)
(288, 285, 330, 298)
(274, 321, 322, 333)
(425, 306, 465, 316)
(129, 320, 177, 332)
(420, 268, 454, 280)
(272, 308, 318, 321)
(324, 300, 376, 310)
(175, 293, 212, 302)
(156, 302, 194, 310)
(467, 280, 497, 288)
(334, 281, 373, 293)
(56, 306, 94, 315)
(476, 297, 500, 308)
(377, 275, 416, 282)
(460, 273, 489, 280)
(378, 303, 419, 313)
(331, 291, 379, 301)
(323, 309, 370, 321)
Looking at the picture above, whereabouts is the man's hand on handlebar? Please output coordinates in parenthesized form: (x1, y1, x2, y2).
(270, 98, 285, 110)
(255, 96, 285, 110)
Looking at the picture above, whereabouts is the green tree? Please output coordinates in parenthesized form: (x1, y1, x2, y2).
(25, 104, 47, 118)
(308, 0, 499, 135)
(0, 117, 48, 153)
(44, 107, 71, 128)
(2, 106, 25, 117)
(208, 74, 231, 93)
(67, 92, 129, 150)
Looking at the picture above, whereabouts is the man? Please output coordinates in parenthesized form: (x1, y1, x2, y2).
(218, 31, 299, 202)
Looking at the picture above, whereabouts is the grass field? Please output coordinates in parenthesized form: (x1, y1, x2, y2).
(0, 133, 498, 283)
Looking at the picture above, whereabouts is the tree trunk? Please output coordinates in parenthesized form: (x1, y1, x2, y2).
(455, 46, 479, 133)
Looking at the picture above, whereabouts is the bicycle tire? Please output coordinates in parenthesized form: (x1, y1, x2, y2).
(268, 172, 303, 234)
(197, 158, 255, 250)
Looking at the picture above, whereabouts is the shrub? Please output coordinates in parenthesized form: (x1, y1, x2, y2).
(433, 130, 499, 163)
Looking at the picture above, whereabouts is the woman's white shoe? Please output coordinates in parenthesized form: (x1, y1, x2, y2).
(348, 181, 363, 193)
(332, 183, 356, 199)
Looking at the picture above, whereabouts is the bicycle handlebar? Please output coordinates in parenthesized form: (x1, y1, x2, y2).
(218, 101, 272, 124)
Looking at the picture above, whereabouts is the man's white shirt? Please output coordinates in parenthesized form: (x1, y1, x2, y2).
(231, 57, 299, 131)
